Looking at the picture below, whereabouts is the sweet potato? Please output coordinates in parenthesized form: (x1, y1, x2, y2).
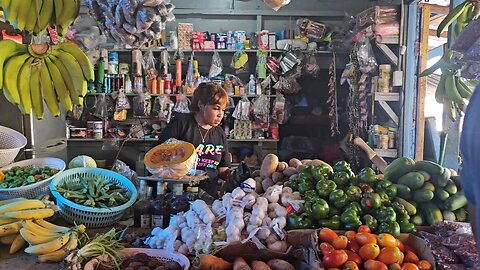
(288, 158, 302, 168)
(267, 259, 295, 270)
(261, 154, 279, 178)
(233, 257, 252, 270)
(251, 261, 272, 270)
(196, 254, 232, 270)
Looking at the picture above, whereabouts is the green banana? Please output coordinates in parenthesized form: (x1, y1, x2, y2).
(420, 49, 453, 77)
(445, 74, 466, 106)
(436, 75, 447, 104)
(446, 100, 457, 122)
(456, 77, 473, 99)
(30, 61, 44, 119)
(437, 1, 470, 38)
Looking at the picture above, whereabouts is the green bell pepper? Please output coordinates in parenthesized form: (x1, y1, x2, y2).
(346, 185, 363, 202)
(333, 171, 350, 187)
(304, 190, 319, 201)
(361, 193, 382, 210)
(378, 191, 391, 205)
(385, 185, 397, 197)
(298, 178, 315, 194)
(306, 199, 330, 220)
(344, 219, 363, 231)
(319, 215, 342, 230)
(316, 179, 337, 198)
(357, 167, 378, 184)
(341, 208, 360, 224)
(392, 202, 410, 222)
(378, 220, 401, 238)
(362, 214, 378, 231)
(345, 201, 363, 215)
(359, 183, 375, 194)
(329, 189, 348, 209)
(399, 220, 416, 233)
(376, 206, 397, 223)
(376, 180, 393, 191)
(333, 160, 351, 173)
(286, 177, 299, 191)
(312, 164, 332, 181)
(298, 166, 313, 179)
(286, 213, 313, 230)
(329, 207, 340, 217)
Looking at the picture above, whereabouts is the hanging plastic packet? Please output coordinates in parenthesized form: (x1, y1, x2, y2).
(232, 96, 251, 120)
(303, 53, 320, 77)
(133, 93, 152, 117)
(159, 49, 170, 75)
(231, 50, 249, 74)
(72, 104, 84, 120)
(357, 35, 378, 74)
(273, 76, 301, 94)
(256, 50, 268, 79)
(173, 94, 191, 113)
(264, 0, 291, 11)
(252, 95, 270, 123)
(114, 90, 131, 121)
(152, 95, 175, 122)
(185, 54, 195, 91)
(92, 93, 111, 120)
(209, 51, 223, 77)
(272, 93, 287, 124)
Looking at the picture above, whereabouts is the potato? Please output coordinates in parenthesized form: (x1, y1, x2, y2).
(262, 178, 274, 192)
(276, 162, 288, 172)
(267, 259, 295, 270)
(255, 178, 264, 194)
(128, 262, 145, 268)
(276, 181, 283, 186)
(267, 241, 289, 253)
(124, 267, 135, 270)
(165, 261, 182, 270)
(154, 267, 166, 270)
(282, 167, 297, 177)
(148, 258, 162, 269)
(252, 170, 261, 178)
(271, 172, 284, 183)
(260, 154, 279, 178)
(296, 164, 307, 172)
(288, 158, 302, 168)
(137, 266, 151, 270)
(301, 159, 312, 165)
(289, 174, 298, 182)
(133, 253, 149, 263)
(251, 260, 272, 270)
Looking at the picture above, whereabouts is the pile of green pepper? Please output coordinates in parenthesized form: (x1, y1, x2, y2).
(286, 161, 416, 236)
(0, 166, 59, 188)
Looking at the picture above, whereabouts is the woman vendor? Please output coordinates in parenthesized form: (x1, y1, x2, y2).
(158, 82, 232, 198)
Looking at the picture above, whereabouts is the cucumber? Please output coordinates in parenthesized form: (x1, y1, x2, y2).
(384, 157, 416, 181)
(454, 208, 468, 221)
(398, 172, 425, 189)
(423, 182, 435, 192)
(435, 189, 450, 201)
(395, 197, 417, 215)
(413, 189, 434, 202)
(442, 210, 456, 221)
(413, 160, 445, 176)
(443, 193, 468, 211)
(445, 180, 458, 195)
(432, 176, 449, 188)
(451, 176, 462, 190)
(422, 202, 443, 225)
(417, 171, 431, 181)
(396, 184, 412, 199)
(411, 214, 424, 226)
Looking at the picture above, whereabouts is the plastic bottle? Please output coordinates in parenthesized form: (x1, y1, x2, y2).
(164, 74, 172, 94)
(248, 74, 256, 95)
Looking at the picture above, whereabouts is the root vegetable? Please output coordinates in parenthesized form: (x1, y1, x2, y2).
(233, 257, 252, 270)
(268, 211, 276, 219)
(242, 193, 257, 209)
(271, 216, 287, 229)
(292, 192, 301, 200)
(301, 159, 312, 165)
(260, 154, 279, 178)
(267, 259, 295, 270)
(274, 205, 288, 217)
(267, 241, 288, 253)
(282, 187, 293, 194)
(271, 172, 283, 183)
(251, 261, 272, 270)
(297, 164, 307, 172)
(276, 162, 288, 172)
(261, 178, 274, 192)
(282, 167, 297, 177)
(252, 170, 261, 178)
(262, 217, 272, 226)
(255, 178, 263, 194)
(268, 203, 280, 212)
(264, 185, 282, 203)
(288, 158, 302, 168)
(265, 233, 279, 245)
(232, 187, 247, 200)
(257, 227, 271, 240)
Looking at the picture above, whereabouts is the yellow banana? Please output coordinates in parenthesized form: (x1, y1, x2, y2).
(9, 234, 25, 254)
(0, 199, 45, 215)
(19, 228, 59, 245)
(22, 220, 64, 238)
(51, 48, 86, 98)
(44, 57, 73, 112)
(0, 217, 19, 226)
(56, 42, 95, 82)
(34, 219, 70, 233)
(445, 74, 466, 106)
(0, 198, 27, 207)
(34, 0, 53, 35)
(37, 232, 78, 263)
(0, 233, 18, 245)
(0, 40, 27, 90)
(437, 1, 470, 37)
(5, 208, 55, 219)
(30, 60, 45, 119)
(0, 221, 22, 237)
(49, 55, 78, 99)
(24, 231, 70, 255)
(56, 0, 78, 35)
(3, 53, 30, 105)
(17, 56, 35, 115)
(38, 59, 61, 117)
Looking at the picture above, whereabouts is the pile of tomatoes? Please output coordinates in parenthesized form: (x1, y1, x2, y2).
(317, 226, 433, 270)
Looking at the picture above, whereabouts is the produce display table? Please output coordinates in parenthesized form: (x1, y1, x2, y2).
(0, 245, 61, 270)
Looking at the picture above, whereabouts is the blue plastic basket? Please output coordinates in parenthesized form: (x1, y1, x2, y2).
(50, 168, 138, 228)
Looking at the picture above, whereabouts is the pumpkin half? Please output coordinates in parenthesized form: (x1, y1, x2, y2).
(144, 141, 197, 179)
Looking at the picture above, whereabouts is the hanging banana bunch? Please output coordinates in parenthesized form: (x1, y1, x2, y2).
(0, 0, 80, 35)
(0, 40, 94, 119)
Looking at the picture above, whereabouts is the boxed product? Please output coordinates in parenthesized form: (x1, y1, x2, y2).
(177, 23, 194, 50)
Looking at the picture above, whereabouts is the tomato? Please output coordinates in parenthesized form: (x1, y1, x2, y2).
(403, 251, 419, 264)
(333, 236, 349, 250)
(417, 260, 432, 270)
(344, 250, 362, 265)
(404, 245, 415, 253)
(347, 239, 361, 253)
(323, 250, 349, 268)
(397, 240, 405, 252)
(388, 263, 402, 270)
(377, 247, 402, 265)
(345, 231, 357, 241)
(358, 225, 371, 233)
(355, 232, 377, 246)
(342, 261, 359, 270)
(364, 259, 388, 270)
(359, 243, 380, 261)
(320, 242, 335, 255)
(319, 228, 338, 244)
(401, 263, 419, 270)
(377, 233, 398, 248)
(397, 250, 405, 265)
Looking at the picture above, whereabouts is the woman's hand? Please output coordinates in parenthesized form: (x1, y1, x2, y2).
(218, 167, 233, 180)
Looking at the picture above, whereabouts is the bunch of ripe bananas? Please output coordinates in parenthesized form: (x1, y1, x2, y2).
(0, 39, 94, 119)
(0, 198, 86, 262)
(0, 0, 80, 35)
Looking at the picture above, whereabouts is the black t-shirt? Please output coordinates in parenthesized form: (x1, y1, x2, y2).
(158, 113, 230, 196)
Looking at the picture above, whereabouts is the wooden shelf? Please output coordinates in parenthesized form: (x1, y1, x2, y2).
(376, 35, 400, 45)
(374, 148, 398, 158)
(374, 92, 400, 102)
(67, 138, 158, 142)
(105, 47, 339, 55)
(85, 93, 276, 98)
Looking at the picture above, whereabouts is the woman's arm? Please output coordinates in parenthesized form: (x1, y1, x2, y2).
(218, 167, 232, 180)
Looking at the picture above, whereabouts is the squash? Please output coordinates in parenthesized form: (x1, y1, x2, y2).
(144, 141, 197, 179)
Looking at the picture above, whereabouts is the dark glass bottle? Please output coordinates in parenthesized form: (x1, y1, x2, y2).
(151, 182, 170, 228)
(170, 183, 189, 218)
(133, 180, 151, 228)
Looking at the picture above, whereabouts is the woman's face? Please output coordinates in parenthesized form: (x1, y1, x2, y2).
(201, 102, 226, 127)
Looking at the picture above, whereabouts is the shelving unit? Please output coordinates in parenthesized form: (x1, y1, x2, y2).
(85, 93, 276, 98)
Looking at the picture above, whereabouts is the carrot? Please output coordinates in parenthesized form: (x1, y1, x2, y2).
(251, 261, 272, 270)
(234, 257, 252, 270)
(196, 254, 233, 270)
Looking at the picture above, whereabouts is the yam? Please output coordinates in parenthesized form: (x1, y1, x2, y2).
(267, 259, 295, 270)
(276, 162, 288, 172)
(262, 178, 274, 192)
(195, 254, 232, 270)
(252, 170, 261, 178)
(251, 261, 272, 270)
(261, 154, 279, 178)
(282, 167, 297, 177)
(271, 172, 284, 183)
(288, 158, 302, 168)
(233, 257, 252, 270)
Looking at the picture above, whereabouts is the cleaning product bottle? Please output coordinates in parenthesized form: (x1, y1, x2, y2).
(248, 74, 256, 95)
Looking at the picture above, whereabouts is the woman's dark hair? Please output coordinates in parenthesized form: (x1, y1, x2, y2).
(191, 82, 229, 112)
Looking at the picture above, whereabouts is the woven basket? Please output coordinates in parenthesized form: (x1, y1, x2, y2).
(0, 126, 27, 167)
(121, 248, 190, 270)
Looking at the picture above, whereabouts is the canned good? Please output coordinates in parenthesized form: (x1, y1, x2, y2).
(388, 131, 395, 148)
(379, 134, 389, 150)
(379, 64, 392, 78)
(378, 78, 390, 93)
(87, 121, 103, 139)
(119, 63, 129, 74)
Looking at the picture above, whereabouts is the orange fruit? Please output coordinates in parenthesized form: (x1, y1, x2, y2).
(359, 243, 380, 260)
(358, 225, 371, 233)
(355, 232, 377, 246)
(403, 251, 419, 264)
(320, 242, 335, 255)
(319, 228, 338, 244)
(377, 247, 402, 265)
(342, 261, 359, 270)
(388, 263, 402, 270)
(378, 233, 398, 248)
(364, 259, 388, 270)
(345, 230, 357, 241)
(333, 236, 349, 250)
(401, 263, 419, 270)
(417, 260, 432, 270)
